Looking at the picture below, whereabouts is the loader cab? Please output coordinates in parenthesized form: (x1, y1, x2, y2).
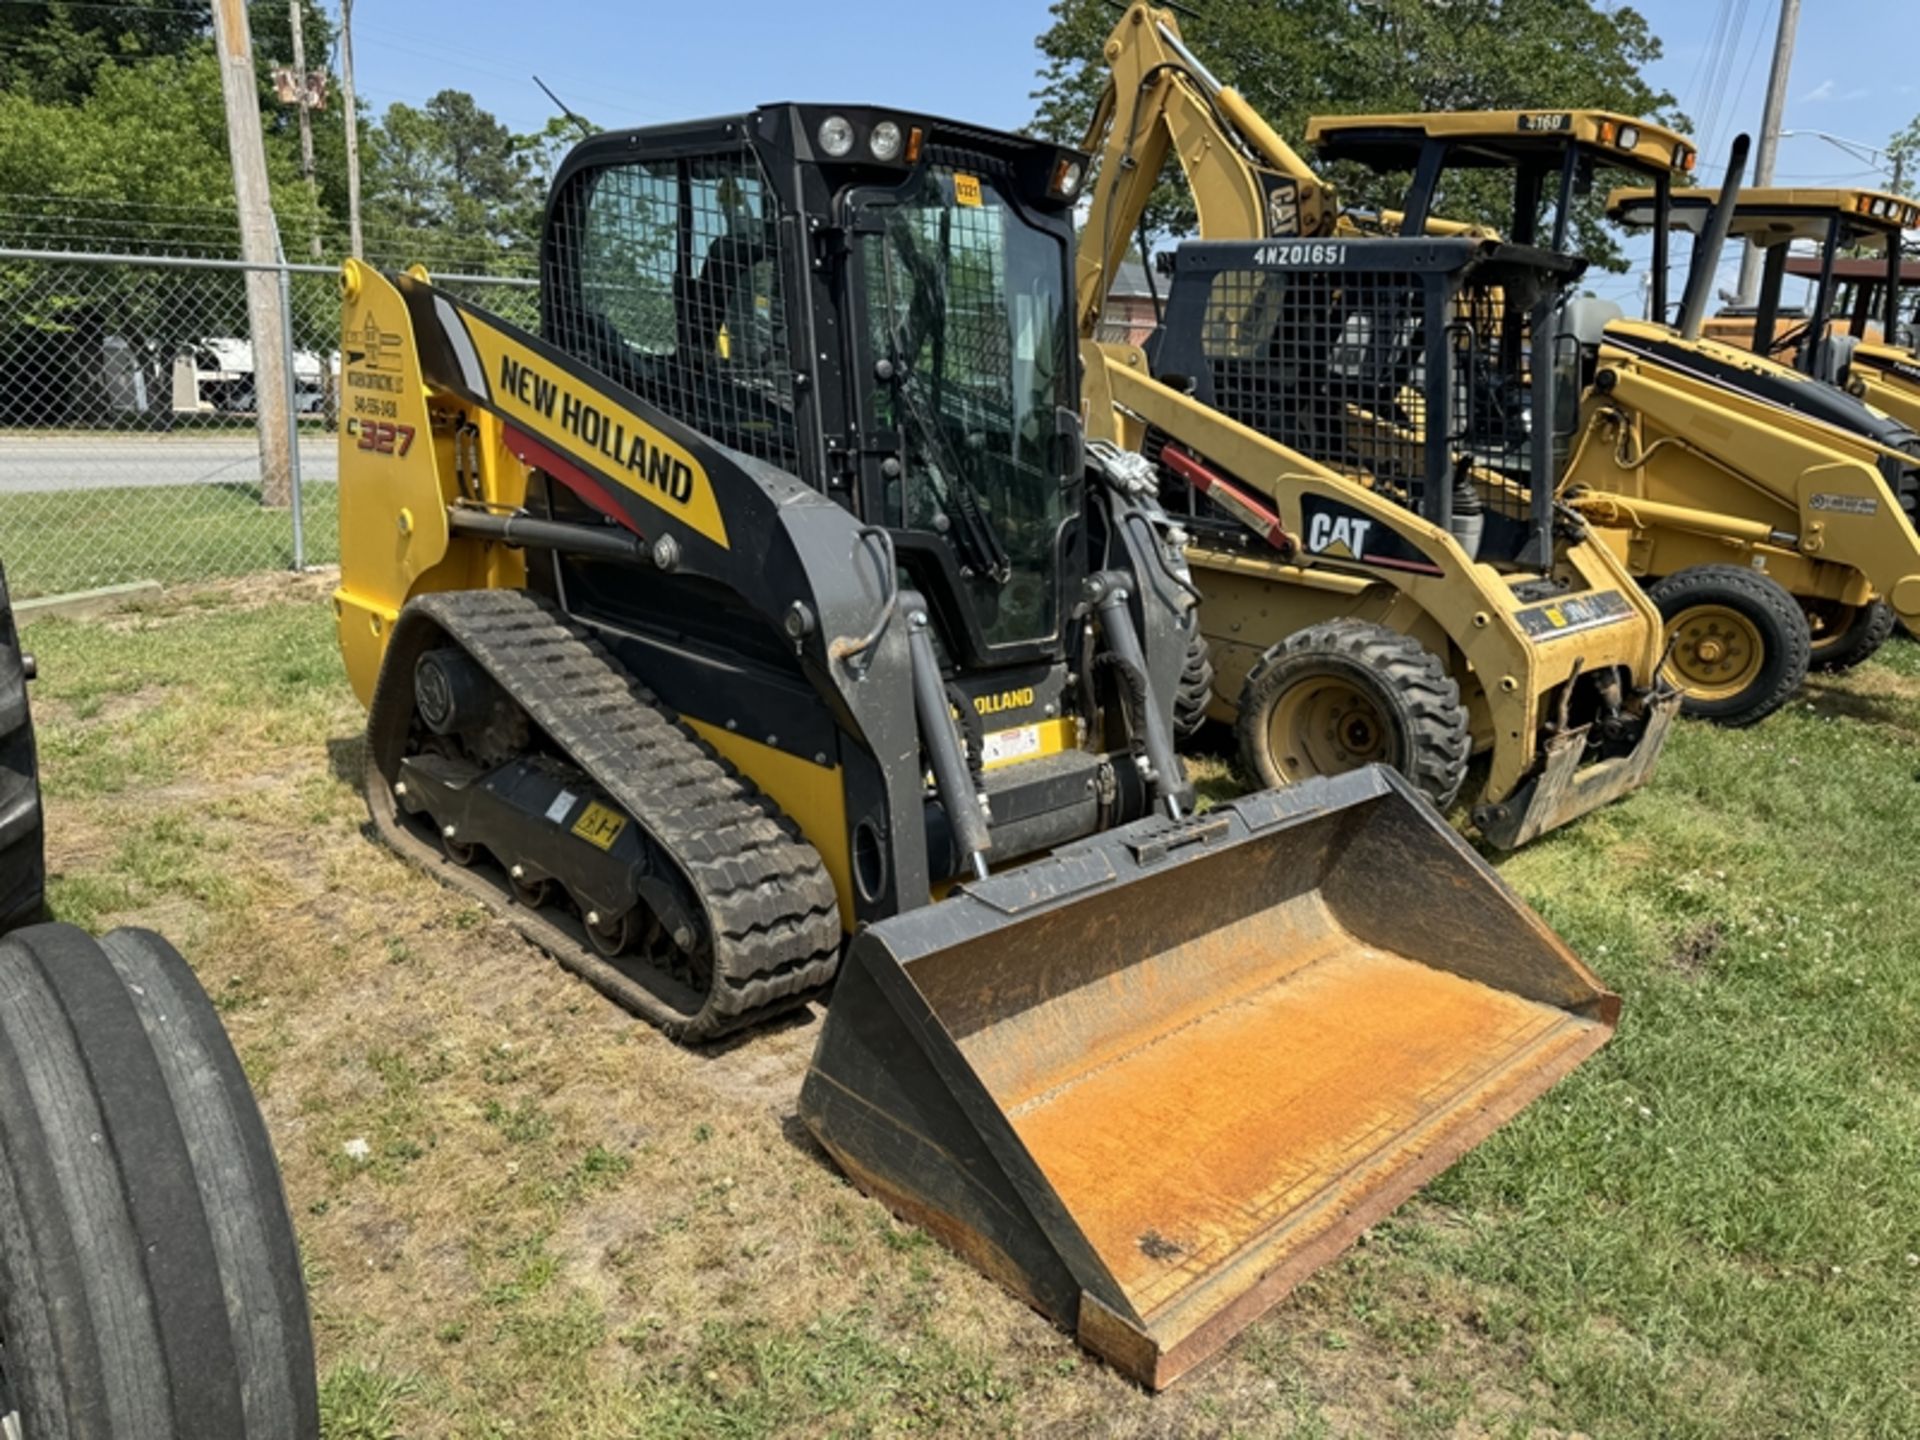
(1148, 236, 1583, 571)
(1308, 113, 1695, 372)
(539, 106, 1092, 665)
(1605, 184, 1920, 493)
(1788, 252, 1920, 357)
(1308, 110, 1697, 296)
(1608, 186, 1920, 381)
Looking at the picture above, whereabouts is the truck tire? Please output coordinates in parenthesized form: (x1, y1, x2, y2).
(1647, 566, 1810, 727)
(1234, 620, 1470, 808)
(0, 561, 43, 935)
(0, 923, 318, 1440)
(1804, 598, 1895, 673)
(1172, 628, 1215, 741)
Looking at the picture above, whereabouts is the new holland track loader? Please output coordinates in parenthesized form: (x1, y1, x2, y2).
(332, 104, 1617, 1388)
(1311, 113, 1920, 717)
(1078, 3, 1677, 848)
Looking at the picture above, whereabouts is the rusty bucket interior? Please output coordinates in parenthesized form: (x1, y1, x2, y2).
(800, 771, 1617, 1389)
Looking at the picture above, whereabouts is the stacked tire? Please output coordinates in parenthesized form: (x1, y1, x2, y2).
(0, 561, 318, 1439)
(0, 926, 319, 1439)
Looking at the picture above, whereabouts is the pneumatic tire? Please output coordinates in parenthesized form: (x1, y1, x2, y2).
(1647, 565, 1810, 727)
(1234, 620, 1470, 808)
(0, 923, 319, 1440)
(1804, 598, 1896, 673)
(0, 561, 44, 936)
(1172, 628, 1215, 741)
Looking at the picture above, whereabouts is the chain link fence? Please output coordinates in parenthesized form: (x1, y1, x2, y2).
(0, 243, 536, 601)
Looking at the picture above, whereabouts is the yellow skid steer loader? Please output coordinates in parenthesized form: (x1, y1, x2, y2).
(333, 103, 1616, 1387)
(1078, 3, 1678, 847)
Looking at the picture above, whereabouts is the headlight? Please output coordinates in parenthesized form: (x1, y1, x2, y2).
(1052, 157, 1085, 198)
(1617, 124, 1640, 151)
(870, 121, 903, 162)
(817, 115, 855, 158)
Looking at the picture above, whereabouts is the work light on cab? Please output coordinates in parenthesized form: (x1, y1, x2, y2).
(817, 114, 855, 158)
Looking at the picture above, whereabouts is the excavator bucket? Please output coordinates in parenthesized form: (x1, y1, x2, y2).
(801, 767, 1616, 1389)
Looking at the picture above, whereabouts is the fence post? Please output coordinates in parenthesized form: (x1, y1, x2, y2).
(274, 240, 306, 571)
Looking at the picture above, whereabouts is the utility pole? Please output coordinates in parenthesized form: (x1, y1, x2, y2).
(340, 0, 364, 259)
(287, 0, 322, 258)
(1736, 0, 1801, 304)
(210, 0, 294, 508)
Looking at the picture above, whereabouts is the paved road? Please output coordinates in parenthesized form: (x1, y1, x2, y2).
(0, 433, 338, 494)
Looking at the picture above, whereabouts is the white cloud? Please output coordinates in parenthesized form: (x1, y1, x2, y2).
(1801, 79, 1836, 103)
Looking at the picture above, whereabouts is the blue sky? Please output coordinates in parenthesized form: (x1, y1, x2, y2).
(342, 0, 1918, 304)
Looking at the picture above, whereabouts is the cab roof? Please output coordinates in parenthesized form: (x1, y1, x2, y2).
(1605, 186, 1920, 243)
(1306, 111, 1696, 179)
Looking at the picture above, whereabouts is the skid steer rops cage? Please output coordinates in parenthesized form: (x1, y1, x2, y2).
(1149, 239, 1583, 571)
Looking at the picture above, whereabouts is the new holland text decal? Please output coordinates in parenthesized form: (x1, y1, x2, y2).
(1298, 495, 1443, 575)
(426, 294, 730, 550)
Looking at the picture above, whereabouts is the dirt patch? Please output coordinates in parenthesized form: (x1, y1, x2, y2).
(1667, 921, 1725, 978)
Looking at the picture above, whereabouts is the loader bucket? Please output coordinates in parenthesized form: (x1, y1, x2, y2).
(800, 768, 1616, 1389)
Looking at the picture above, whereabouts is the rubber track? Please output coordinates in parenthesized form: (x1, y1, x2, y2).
(365, 590, 842, 1042)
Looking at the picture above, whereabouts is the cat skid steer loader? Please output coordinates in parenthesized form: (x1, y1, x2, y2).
(1079, 2, 1678, 847)
(1311, 113, 1920, 719)
(333, 104, 1617, 1387)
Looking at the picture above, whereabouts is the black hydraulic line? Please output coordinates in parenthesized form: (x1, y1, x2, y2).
(447, 508, 650, 564)
(1679, 133, 1751, 342)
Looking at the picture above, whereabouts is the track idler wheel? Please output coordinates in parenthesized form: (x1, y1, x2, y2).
(440, 824, 480, 868)
(508, 868, 552, 909)
(583, 905, 639, 958)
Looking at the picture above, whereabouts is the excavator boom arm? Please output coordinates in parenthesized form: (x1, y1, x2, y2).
(1076, 2, 1331, 336)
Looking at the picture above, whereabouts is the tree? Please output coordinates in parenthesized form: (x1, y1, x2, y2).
(1889, 117, 1920, 197)
(365, 92, 561, 269)
(0, 0, 208, 105)
(1033, 0, 1684, 268)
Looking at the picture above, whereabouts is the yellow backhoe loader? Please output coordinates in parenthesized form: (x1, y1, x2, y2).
(1609, 184, 1920, 465)
(1309, 113, 1920, 712)
(1078, 3, 1678, 847)
(1657, 190, 1920, 422)
(1606, 183, 1920, 657)
(332, 103, 1616, 1388)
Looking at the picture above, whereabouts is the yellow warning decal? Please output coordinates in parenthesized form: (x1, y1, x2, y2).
(954, 173, 983, 208)
(462, 318, 730, 550)
(571, 802, 629, 851)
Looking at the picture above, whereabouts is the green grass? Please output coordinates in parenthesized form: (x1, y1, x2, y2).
(0, 481, 339, 598)
(21, 577, 1920, 1438)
